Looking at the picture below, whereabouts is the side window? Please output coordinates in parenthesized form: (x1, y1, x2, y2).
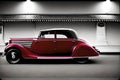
(57, 34, 67, 38)
(44, 34, 54, 38)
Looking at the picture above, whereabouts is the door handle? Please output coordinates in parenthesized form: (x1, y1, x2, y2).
(72, 41, 75, 43)
(53, 41, 56, 42)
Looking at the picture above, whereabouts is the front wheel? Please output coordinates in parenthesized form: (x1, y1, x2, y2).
(6, 49, 23, 64)
(74, 58, 88, 64)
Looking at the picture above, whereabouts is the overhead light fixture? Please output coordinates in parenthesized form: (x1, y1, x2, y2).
(27, 0, 30, 2)
(97, 0, 115, 13)
(21, 0, 42, 14)
(106, 0, 110, 2)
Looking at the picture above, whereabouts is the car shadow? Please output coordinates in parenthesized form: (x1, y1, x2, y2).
(100, 52, 120, 55)
(21, 59, 100, 64)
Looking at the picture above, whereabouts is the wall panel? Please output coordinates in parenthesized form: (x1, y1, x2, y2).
(106, 22, 120, 45)
(4, 22, 36, 42)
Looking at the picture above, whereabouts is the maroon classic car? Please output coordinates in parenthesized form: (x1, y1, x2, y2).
(4, 28, 99, 64)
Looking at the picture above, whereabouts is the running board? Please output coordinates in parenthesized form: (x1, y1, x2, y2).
(37, 56, 72, 59)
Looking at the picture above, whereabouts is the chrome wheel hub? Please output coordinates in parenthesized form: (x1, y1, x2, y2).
(11, 52, 16, 59)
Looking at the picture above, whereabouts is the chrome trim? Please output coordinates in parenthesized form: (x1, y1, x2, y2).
(37, 57, 72, 59)
(12, 40, 32, 47)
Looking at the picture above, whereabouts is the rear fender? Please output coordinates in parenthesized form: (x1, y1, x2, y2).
(72, 43, 99, 57)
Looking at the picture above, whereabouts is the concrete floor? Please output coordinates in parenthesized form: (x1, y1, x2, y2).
(0, 54, 120, 80)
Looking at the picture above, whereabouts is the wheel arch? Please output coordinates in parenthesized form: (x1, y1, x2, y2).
(4, 44, 39, 59)
(5, 47, 21, 55)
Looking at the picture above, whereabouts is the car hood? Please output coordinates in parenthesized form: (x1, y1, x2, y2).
(10, 38, 35, 41)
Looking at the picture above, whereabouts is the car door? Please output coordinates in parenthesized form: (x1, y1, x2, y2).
(55, 34, 75, 56)
(31, 34, 55, 56)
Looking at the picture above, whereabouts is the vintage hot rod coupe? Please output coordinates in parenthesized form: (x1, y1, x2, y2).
(4, 28, 99, 64)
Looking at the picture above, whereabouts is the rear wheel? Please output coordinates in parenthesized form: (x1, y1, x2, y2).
(74, 58, 88, 63)
(6, 49, 23, 64)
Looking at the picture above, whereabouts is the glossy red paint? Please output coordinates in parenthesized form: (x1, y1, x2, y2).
(5, 43, 39, 59)
(72, 42, 99, 57)
(4, 29, 99, 59)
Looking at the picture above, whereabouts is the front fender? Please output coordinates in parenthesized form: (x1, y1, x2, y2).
(4, 43, 38, 59)
(72, 43, 99, 57)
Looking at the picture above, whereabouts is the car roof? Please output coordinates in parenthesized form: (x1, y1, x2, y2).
(39, 28, 78, 39)
(40, 28, 76, 33)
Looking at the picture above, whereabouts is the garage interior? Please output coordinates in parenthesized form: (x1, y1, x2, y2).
(0, 0, 120, 53)
(0, 0, 120, 80)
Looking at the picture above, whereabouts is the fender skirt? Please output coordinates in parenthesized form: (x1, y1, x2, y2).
(72, 43, 99, 57)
